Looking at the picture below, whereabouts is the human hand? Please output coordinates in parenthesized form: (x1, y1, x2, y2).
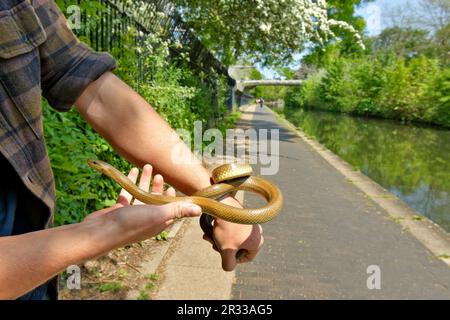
(84, 164, 201, 244)
(202, 196, 264, 272)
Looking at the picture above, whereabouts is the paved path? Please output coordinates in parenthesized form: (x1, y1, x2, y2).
(154, 217, 235, 300)
(232, 105, 450, 299)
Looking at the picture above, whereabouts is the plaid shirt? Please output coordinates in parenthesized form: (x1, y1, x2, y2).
(0, 0, 116, 227)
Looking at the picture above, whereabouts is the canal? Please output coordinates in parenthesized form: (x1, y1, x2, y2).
(285, 109, 450, 232)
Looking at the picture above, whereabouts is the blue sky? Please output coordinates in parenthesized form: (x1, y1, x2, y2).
(355, 0, 416, 36)
(259, 0, 420, 79)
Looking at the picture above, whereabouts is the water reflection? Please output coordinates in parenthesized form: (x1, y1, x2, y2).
(287, 109, 450, 232)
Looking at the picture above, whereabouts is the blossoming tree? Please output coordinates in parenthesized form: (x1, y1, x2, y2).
(175, 0, 365, 65)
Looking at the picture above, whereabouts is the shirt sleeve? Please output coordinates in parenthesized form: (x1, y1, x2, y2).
(36, 0, 116, 111)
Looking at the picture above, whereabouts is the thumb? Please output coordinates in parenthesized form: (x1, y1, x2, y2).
(162, 202, 202, 222)
(220, 248, 238, 272)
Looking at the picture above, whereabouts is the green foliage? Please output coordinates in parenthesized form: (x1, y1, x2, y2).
(254, 86, 289, 101)
(373, 27, 434, 58)
(145, 282, 156, 290)
(294, 6, 450, 127)
(287, 52, 450, 127)
(145, 273, 159, 281)
(139, 273, 159, 299)
(154, 231, 169, 241)
(434, 23, 450, 65)
(137, 290, 150, 300)
(43, 103, 131, 225)
(249, 69, 264, 80)
(97, 282, 123, 293)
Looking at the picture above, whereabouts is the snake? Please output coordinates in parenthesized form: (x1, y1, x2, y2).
(87, 159, 283, 225)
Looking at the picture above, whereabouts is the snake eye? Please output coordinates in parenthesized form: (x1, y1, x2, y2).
(88, 159, 100, 168)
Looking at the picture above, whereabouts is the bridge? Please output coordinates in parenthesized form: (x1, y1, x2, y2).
(227, 66, 303, 108)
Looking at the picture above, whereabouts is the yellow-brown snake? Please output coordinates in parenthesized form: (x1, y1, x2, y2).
(88, 159, 283, 225)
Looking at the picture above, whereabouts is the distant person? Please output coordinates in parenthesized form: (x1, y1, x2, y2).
(259, 98, 265, 109)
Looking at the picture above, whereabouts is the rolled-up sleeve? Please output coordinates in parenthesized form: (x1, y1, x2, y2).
(36, 0, 116, 111)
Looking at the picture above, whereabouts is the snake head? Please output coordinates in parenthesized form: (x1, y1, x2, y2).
(87, 159, 109, 175)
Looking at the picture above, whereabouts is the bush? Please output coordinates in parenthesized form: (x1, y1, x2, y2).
(285, 53, 450, 128)
(44, 103, 131, 225)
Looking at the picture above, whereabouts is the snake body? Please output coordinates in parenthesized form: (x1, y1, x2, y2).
(88, 159, 283, 224)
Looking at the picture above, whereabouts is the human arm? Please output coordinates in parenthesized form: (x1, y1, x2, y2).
(0, 166, 200, 300)
(74, 72, 264, 271)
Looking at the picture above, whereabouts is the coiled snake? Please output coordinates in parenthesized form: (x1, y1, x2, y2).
(88, 159, 283, 253)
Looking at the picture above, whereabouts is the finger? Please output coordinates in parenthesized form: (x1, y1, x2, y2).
(134, 164, 153, 205)
(117, 167, 139, 205)
(161, 202, 202, 224)
(139, 164, 153, 191)
(239, 235, 264, 263)
(220, 249, 238, 272)
(238, 250, 257, 264)
(152, 174, 164, 194)
(165, 187, 176, 197)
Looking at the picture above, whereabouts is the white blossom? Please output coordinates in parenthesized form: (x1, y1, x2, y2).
(177, 0, 365, 63)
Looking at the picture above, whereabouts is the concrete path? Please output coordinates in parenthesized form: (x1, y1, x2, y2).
(155, 105, 450, 300)
(154, 217, 235, 300)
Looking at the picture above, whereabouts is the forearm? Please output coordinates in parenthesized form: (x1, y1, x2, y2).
(74, 73, 261, 272)
(0, 216, 119, 299)
(75, 72, 211, 195)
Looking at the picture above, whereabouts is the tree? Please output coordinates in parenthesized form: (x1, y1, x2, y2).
(326, 0, 368, 54)
(294, 64, 317, 80)
(175, 0, 364, 66)
(372, 27, 433, 58)
(249, 68, 264, 80)
(376, 0, 449, 64)
(384, 0, 450, 34)
(434, 23, 450, 65)
(300, 0, 370, 67)
(414, 0, 450, 33)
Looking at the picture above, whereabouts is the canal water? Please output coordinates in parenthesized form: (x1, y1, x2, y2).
(285, 109, 450, 232)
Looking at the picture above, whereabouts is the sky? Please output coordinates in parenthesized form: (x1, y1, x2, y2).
(259, 0, 421, 79)
(355, 0, 417, 36)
